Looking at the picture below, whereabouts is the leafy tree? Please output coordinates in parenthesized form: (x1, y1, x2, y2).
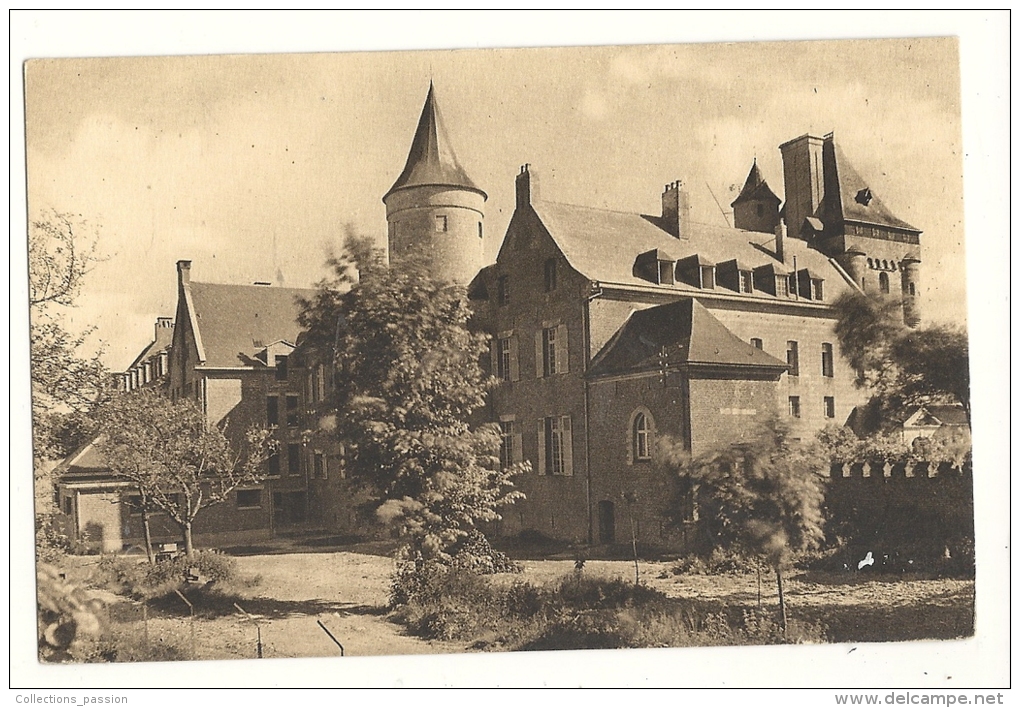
(96, 390, 275, 556)
(660, 419, 827, 630)
(298, 236, 526, 577)
(831, 292, 971, 430)
(28, 209, 108, 461)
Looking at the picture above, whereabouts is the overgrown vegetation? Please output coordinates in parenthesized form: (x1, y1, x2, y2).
(90, 550, 258, 601)
(392, 566, 826, 650)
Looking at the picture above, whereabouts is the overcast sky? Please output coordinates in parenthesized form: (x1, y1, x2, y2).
(25, 31, 969, 371)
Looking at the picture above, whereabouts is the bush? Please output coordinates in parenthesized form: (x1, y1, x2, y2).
(667, 549, 764, 577)
(90, 551, 248, 600)
(392, 565, 827, 650)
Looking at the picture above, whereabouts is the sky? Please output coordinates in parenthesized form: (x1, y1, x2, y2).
(23, 25, 972, 372)
(10, 11, 1010, 691)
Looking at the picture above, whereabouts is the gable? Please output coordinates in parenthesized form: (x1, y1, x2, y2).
(589, 298, 788, 377)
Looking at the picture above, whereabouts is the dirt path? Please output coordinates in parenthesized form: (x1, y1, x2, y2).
(189, 552, 464, 660)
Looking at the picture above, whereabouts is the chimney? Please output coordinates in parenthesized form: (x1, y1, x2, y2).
(774, 221, 787, 264)
(779, 134, 825, 240)
(155, 317, 174, 341)
(661, 180, 690, 239)
(177, 260, 192, 287)
(516, 164, 539, 208)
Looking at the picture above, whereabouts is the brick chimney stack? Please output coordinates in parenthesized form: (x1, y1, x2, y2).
(177, 260, 192, 286)
(516, 164, 539, 209)
(661, 180, 690, 239)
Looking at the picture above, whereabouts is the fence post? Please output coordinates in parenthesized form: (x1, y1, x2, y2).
(234, 602, 263, 659)
(174, 589, 196, 660)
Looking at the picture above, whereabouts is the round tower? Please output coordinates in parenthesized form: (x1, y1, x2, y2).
(900, 253, 921, 326)
(383, 83, 487, 286)
(841, 246, 868, 292)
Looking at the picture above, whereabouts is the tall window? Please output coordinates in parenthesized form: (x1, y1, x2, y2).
(288, 443, 301, 476)
(821, 343, 834, 378)
(824, 396, 836, 419)
(266, 395, 279, 426)
(544, 258, 557, 292)
(633, 413, 651, 462)
(435, 214, 448, 232)
(539, 325, 570, 377)
(477, 221, 483, 239)
(286, 394, 299, 427)
(542, 327, 557, 376)
(541, 416, 572, 476)
(786, 341, 800, 377)
(267, 453, 280, 477)
(498, 337, 512, 381)
(788, 396, 801, 418)
(750, 338, 763, 350)
(497, 276, 510, 306)
(313, 452, 327, 480)
(879, 271, 890, 294)
(499, 421, 517, 469)
(275, 355, 289, 381)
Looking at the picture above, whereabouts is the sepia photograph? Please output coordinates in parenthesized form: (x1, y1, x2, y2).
(11, 11, 1009, 693)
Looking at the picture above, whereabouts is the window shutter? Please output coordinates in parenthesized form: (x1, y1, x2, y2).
(513, 429, 523, 465)
(510, 335, 520, 382)
(561, 416, 573, 476)
(535, 332, 544, 379)
(490, 338, 499, 378)
(537, 419, 546, 475)
(557, 324, 569, 374)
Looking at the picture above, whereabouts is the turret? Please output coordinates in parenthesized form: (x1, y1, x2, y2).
(901, 253, 921, 327)
(383, 83, 487, 286)
(731, 160, 781, 234)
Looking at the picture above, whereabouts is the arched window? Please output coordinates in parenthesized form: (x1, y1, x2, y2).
(633, 412, 651, 462)
(879, 271, 890, 294)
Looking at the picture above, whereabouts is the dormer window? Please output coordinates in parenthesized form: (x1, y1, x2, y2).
(701, 266, 715, 289)
(658, 261, 674, 286)
(676, 254, 715, 289)
(435, 215, 448, 232)
(634, 248, 676, 286)
(794, 268, 825, 301)
(275, 355, 289, 381)
(776, 275, 790, 298)
(739, 271, 753, 293)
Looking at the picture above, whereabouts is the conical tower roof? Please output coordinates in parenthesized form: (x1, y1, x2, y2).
(731, 159, 781, 207)
(383, 83, 486, 201)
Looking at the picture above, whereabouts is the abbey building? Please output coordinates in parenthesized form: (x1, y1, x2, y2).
(54, 84, 923, 551)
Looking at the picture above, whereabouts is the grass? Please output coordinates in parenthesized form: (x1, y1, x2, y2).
(45, 541, 975, 661)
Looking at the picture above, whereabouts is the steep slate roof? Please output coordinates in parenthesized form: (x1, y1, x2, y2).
(531, 200, 854, 299)
(383, 83, 486, 200)
(909, 404, 970, 427)
(731, 161, 781, 207)
(589, 298, 788, 377)
(125, 323, 174, 371)
(820, 138, 918, 232)
(189, 282, 315, 368)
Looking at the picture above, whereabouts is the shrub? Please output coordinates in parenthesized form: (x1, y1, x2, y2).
(90, 551, 248, 601)
(668, 549, 764, 576)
